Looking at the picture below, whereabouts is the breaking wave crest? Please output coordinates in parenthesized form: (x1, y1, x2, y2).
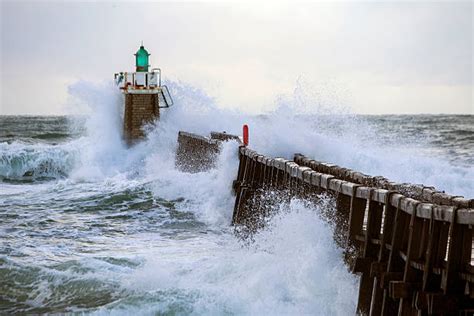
(0, 142, 76, 181)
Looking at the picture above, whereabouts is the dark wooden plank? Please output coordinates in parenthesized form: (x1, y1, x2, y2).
(443, 209, 468, 295)
(382, 200, 409, 315)
(348, 195, 366, 246)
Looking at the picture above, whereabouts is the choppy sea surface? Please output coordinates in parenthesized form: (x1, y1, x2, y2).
(1, 83, 473, 314)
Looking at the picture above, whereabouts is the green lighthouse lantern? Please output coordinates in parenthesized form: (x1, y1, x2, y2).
(135, 44, 150, 72)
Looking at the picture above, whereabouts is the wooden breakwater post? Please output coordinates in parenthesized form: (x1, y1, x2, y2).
(232, 147, 474, 315)
(114, 44, 174, 145)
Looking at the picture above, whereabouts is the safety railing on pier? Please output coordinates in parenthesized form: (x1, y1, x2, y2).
(232, 146, 474, 315)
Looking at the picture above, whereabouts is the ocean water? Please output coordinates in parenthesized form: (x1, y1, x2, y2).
(1, 81, 473, 314)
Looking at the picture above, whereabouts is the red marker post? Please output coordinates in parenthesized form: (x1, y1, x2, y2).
(243, 124, 249, 146)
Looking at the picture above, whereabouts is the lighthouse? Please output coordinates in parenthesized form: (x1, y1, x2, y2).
(114, 44, 173, 145)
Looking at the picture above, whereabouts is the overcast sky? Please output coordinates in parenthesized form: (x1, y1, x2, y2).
(1, 1, 473, 115)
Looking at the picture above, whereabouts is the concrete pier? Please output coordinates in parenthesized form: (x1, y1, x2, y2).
(175, 131, 241, 172)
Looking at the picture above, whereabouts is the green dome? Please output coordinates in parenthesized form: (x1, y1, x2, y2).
(135, 45, 150, 72)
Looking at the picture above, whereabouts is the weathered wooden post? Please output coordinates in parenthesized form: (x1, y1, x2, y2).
(381, 197, 410, 314)
(369, 191, 398, 316)
(114, 44, 174, 145)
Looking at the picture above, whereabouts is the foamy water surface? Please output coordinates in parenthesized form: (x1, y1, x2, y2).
(1, 81, 472, 314)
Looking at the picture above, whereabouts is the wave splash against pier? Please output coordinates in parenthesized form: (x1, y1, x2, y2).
(0, 80, 472, 314)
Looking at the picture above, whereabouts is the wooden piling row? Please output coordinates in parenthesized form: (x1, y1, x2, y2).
(233, 146, 474, 315)
(294, 153, 474, 209)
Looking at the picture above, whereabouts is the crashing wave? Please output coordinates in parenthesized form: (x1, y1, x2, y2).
(0, 142, 76, 180)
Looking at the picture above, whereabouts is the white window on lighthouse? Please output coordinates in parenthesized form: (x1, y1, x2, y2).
(135, 73, 146, 87)
(149, 72, 158, 87)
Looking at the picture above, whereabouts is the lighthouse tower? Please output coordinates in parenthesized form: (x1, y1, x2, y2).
(114, 44, 173, 145)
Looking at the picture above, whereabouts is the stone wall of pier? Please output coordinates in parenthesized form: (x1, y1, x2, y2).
(123, 93, 159, 145)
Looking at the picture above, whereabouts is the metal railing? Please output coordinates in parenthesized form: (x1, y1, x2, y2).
(114, 70, 163, 90)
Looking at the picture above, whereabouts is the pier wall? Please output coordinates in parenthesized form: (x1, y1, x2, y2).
(175, 131, 241, 173)
(232, 146, 474, 315)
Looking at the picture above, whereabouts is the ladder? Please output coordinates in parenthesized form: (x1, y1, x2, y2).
(159, 85, 174, 108)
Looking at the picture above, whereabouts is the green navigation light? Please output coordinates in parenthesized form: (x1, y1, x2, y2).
(135, 45, 150, 72)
